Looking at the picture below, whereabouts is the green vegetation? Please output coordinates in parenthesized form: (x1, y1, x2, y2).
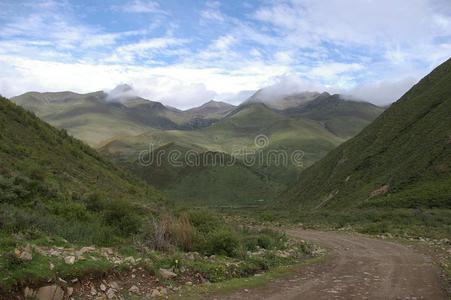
(11, 91, 236, 147)
(100, 103, 347, 206)
(0, 96, 166, 245)
(275, 58, 451, 238)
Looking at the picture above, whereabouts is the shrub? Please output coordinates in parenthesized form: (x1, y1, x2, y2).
(102, 198, 141, 235)
(171, 214, 194, 251)
(186, 209, 220, 233)
(203, 229, 239, 256)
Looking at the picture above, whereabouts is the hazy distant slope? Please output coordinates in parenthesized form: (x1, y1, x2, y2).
(11, 91, 235, 146)
(280, 58, 451, 210)
(280, 93, 384, 138)
(185, 100, 235, 118)
(0, 96, 164, 243)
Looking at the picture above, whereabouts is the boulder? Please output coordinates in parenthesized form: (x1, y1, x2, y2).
(36, 285, 64, 300)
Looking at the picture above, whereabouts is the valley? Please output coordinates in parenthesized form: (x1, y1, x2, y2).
(1, 1, 450, 299)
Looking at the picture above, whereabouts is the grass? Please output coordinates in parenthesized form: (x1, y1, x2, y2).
(169, 248, 326, 300)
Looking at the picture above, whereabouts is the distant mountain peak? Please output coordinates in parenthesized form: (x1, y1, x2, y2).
(107, 84, 137, 102)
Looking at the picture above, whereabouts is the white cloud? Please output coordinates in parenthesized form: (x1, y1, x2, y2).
(112, 0, 165, 14)
(345, 77, 417, 105)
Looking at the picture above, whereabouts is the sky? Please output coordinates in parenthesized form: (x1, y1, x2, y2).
(0, 0, 450, 109)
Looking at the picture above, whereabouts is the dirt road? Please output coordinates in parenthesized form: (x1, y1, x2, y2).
(215, 230, 446, 300)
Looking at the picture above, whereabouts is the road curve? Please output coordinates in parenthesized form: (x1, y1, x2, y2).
(215, 230, 446, 300)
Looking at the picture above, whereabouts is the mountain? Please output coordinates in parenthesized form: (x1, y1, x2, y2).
(185, 100, 235, 118)
(278, 58, 451, 226)
(99, 102, 346, 206)
(10, 90, 234, 146)
(0, 96, 165, 244)
(278, 93, 384, 138)
(243, 90, 321, 110)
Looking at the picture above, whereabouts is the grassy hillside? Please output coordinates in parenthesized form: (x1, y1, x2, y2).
(100, 103, 345, 206)
(112, 143, 284, 206)
(276, 58, 451, 237)
(0, 96, 166, 245)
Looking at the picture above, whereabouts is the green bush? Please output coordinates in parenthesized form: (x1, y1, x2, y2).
(102, 199, 141, 235)
(186, 209, 220, 233)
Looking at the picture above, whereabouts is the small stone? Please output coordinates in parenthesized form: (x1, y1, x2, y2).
(159, 268, 177, 279)
(109, 281, 120, 290)
(124, 256, 136, 265)
(66, 287, 73, 297)
(185, 281, 193, 286)
(90, 287, 97, 296)
(58, 277, 67, 284)
(100, 284, 107, 292)
(101, 248, 113, 255)
(209, 255, 216, 260)
(244, 289, 249, 292)
(49, 262, 55, 270)
(106, 288, 115, 299)
(150, 289, 161, 297)
(24, 287, 35, 298)
(64, 256, 75, 265)
(145, 258, 152, 265)
(160, 288, 167, 295)
(20, 251, 33, 261)
(128, 285, 139, 293)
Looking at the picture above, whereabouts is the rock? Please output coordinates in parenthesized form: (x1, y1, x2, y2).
(76, 246, 95, 257)
(90, 287, 97, 296)
(128, 285, 139, 293)
(64, 256, 75, 265)
(209, 255, 216, 260)
(24, 287, 36, 298)
(101, 248, 113, 255)
(36, 285, 64, 300)
(150, 289, 161, 297)
(106, 288, 115, 299)
(159, 268, 177, 279)
(185, 281, 193, 286)
(19, 251, 33, 261)
(100, 284, 107, 292)
(66, 287, 73, 297)
(109, 281, 121, 290)
(124, 256, 136, 264)
(49, 262, 54, 270)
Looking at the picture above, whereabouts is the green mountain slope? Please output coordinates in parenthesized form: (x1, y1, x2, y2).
(100, 103, 345, 206)
(11, 91, 235, 146)
(0, 96, 165, 244)
(277, 58, 451, 236)
(113, 143, 283, 206)
(279, 93, 384, 138)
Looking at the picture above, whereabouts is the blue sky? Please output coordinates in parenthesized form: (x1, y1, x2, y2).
(0, 0, 450, 108)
